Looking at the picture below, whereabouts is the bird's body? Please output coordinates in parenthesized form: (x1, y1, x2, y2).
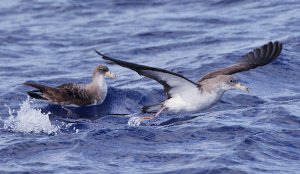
(142, 75, 235, 113)
(95, 41, 283, 125)
(165, 89, 219, 112)
(25, 65, 116, 107)
(165, 85, 222, 113)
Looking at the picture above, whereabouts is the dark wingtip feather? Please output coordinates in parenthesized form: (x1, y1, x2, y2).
(94, 50, 122, 65)
(198, 41, 283, 82)
(272, 42, 283, 62)
(27, 91, 46, 100)
(241, 41, 282, 67)
(23, 81, 52, 93)
(94, 49, 106, 58)
(94, 50, 113, 61)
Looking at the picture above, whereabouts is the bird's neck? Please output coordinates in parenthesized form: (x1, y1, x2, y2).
(214, 88, 226, 99)
(199, 80, 226, 96)
(200, 85, 225, 96)
(86, 74, 106, 93)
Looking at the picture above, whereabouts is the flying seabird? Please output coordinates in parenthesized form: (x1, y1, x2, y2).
(95, 41, 282, 126)
(24, 65, 116, 108)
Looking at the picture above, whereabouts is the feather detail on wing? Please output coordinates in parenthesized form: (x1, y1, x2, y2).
(25, 82, 95, 106)
(198, 41, 283, 82)
(95, 50, 197, 98)
(56, 83, 94, 103)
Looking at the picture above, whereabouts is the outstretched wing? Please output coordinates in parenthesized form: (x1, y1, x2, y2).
(198, 41, 283, 82)
(95, 50, 197, 98)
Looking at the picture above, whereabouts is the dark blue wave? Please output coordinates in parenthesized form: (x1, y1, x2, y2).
(0, 0, 299, 173)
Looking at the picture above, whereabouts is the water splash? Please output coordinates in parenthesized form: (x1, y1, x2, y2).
(125, 113, 144, 126)
(3, 97, 58, 134)
(128, 116, 143, 126)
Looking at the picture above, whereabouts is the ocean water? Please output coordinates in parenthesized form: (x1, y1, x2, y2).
(0, 0, 300, 173)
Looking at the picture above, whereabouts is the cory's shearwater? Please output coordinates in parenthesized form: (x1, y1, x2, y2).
(95, 41, 282, 126)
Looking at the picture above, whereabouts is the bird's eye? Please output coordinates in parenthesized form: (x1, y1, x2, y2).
(230, 79, 236, 83)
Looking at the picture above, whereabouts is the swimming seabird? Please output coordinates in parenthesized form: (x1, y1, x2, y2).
(95, 41, 282, 126)
(24, 65, 116, 107)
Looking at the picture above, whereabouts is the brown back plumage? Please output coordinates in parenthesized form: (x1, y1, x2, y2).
(24, 82, 95, 106)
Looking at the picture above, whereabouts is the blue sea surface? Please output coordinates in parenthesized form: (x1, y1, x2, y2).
(0, 0, 299, 173)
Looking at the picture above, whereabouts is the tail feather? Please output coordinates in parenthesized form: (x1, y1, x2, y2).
(24, 82, 52, 100)
(24, 82, 51, 92)
(27, 91, 47, 100)
(141, 104, 163, 113)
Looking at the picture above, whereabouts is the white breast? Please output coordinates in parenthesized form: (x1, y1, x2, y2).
(165, 87, 224, 112)
(89, 75, 108, 105)
(96, 78, 107, 104)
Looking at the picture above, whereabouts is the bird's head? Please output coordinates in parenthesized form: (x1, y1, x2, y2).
(94, 65, 117, 79)
(215, 75, 249, 92)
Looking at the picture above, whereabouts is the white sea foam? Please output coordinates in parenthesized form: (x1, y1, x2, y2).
(128, 116, 143, 126)
(126, 113, 144, 126)
(3, 97, 58, 134)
